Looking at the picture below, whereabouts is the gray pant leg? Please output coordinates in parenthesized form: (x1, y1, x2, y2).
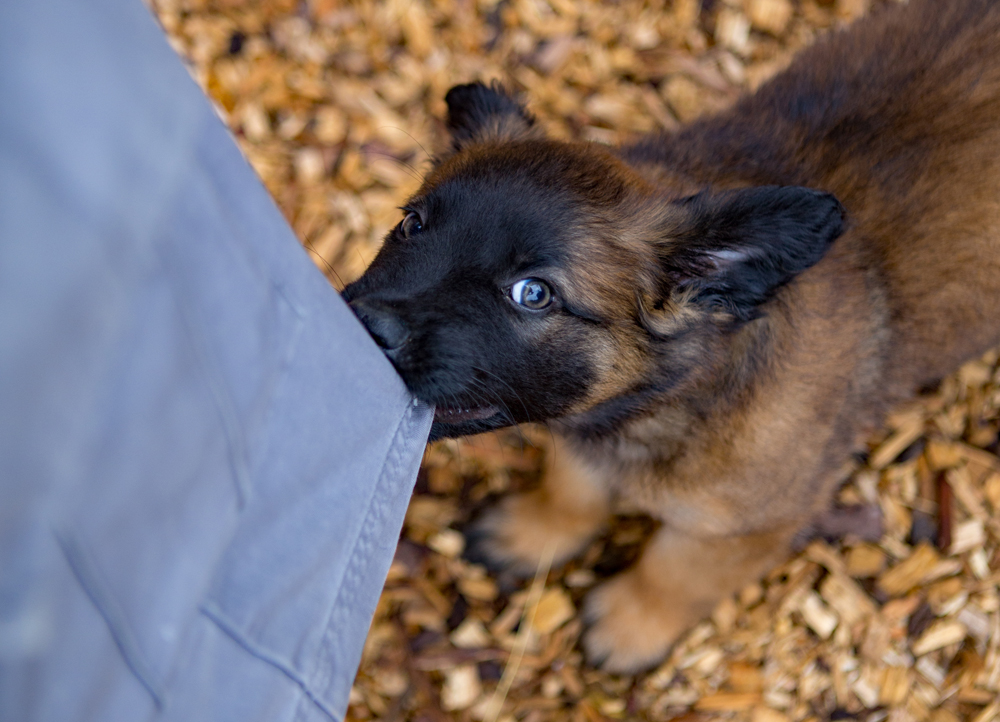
(0, 1, 431, 720)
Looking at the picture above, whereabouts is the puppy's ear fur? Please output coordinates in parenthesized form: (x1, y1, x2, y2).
(645, 186, 845, 331)
(444, 82, 541, 152)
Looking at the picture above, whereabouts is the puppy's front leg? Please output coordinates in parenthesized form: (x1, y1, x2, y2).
(466, 435, 610, 576)
(582, 525, 796, 674)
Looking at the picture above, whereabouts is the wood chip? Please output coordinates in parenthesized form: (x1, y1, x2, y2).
(930, 709, 962, 722)
(984, 473, 1000, 514)
(728, 662, 765, 693)
(880, 666, 910, 706)
(926, 439, 963, 470)
(427, 528, 465, 558)
(564, 569, 596, 588)
(695, 692, 762, 711)
(846, 543, 886, 577)
(878, 543, 940, 596)
(968, 548, 991, 579)
(950, 519, 986, 555)
(852, 668, 881, 708)
(715, 9, 751, 54)
(820, 573, 876, 627)
(752, 708, 791, 722)
(458, 574, 499, 602)
(531, 588, 575, 635)
(912, 620, 967, 656)
(441, 664, 482, 710)
(947, 467, 988, 520)
(747, 0, 794, 35)
(451, 618, 492, 649)
(915, 656, 946, 687)
(938, 471, 954, 550)
(800, 592, 839, 639)
(870, 416, 925, 469)
(971, 701, 1000, 722)
(957, 606, 991, 646)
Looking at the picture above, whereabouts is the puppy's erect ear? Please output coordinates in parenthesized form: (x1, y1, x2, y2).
(444, 82, 541, 152)
(652, 186, 845, 325)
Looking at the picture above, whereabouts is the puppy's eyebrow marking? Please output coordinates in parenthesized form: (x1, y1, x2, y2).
(527, 267, 606, 324)
(562, 300, 605, 325)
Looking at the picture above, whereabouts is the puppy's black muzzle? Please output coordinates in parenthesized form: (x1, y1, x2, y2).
(348, 299, 410, 354)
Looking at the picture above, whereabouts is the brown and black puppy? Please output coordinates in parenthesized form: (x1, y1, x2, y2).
(343, 0, 1000, 673)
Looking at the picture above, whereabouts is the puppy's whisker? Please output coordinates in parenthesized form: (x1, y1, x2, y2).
(465, 376, 517, 432)
(439, 390, 471, 469)
(299, 233, 345, 290)
(472, 366, 531, 423)
(373, 126, 432, 165)
(365, 148, 424, 183)
(466, 376, 527, 454)
(470, 368, 532, 453)
(465, 376, 511, 422)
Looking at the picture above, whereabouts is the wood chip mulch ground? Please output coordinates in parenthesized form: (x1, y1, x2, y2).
(151, 1, 1000, 720)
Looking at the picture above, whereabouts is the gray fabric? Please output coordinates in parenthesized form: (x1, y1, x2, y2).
(0, 0, 432, 720)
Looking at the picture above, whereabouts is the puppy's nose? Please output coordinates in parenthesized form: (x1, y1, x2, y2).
(349, 299, 410, 352)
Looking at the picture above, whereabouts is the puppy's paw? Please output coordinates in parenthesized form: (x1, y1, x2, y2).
(582, 567, 699, 674)
(466, 489, 605, 577)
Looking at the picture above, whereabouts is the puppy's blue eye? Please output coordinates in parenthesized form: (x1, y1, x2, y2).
(400, 211, 423, 238)
(509, 279, 553, 310)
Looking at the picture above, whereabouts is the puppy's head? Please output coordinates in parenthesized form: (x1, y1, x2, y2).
(343, 83, 844, 440)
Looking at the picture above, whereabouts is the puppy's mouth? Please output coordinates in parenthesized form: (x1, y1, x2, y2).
(432, 404, 501, 423)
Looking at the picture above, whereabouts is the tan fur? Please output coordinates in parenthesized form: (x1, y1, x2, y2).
(470, 435, 610, 576)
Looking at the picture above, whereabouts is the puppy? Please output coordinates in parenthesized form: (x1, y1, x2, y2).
(343, 0, 1000, 673)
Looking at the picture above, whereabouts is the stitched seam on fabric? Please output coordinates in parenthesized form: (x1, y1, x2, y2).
(309, 401, 422, 709)
(55, 529, 166, 709)
(200, 602, 339, 721)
